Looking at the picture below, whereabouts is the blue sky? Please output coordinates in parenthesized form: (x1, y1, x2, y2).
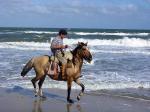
(0, 0, 150, 29)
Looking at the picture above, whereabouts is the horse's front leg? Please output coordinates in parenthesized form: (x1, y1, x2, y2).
(74, 79, 85, 101)
(67, 78, 74, 103)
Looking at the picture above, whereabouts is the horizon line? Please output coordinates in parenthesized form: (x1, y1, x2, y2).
(0, 26, 150, 31)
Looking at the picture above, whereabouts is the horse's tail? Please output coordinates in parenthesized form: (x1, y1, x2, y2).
(21, 58, 34, 77)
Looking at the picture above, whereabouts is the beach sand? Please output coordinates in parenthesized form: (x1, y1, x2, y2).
(0, 87, 150, 112)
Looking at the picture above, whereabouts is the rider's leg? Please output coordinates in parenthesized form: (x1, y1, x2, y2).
(57, 53, 67, 80)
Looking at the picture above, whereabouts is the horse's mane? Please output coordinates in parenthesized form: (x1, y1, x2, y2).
(72, 46, 80, 56)
(72, 42, 86, 56)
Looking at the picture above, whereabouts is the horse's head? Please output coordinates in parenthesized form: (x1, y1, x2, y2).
(75, 42, 92, 63)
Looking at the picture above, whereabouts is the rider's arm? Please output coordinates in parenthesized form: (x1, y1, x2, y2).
(51, 37, 68, 49)
(52, 45, 67, 49)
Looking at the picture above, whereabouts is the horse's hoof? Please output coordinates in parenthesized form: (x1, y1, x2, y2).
(40, 95, 47, 99)
(77, 96, 80, 101)
(67, 99, 74, 104)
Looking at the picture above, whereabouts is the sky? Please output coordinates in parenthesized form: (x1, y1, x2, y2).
(0, 0, 150, 29)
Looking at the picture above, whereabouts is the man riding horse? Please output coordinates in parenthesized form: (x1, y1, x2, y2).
(50, 29, 68, 80)
(21, 29, 92, 103)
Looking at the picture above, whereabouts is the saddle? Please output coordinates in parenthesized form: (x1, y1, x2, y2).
(50, 51, 73, 63)
(47, 51, 73, 80)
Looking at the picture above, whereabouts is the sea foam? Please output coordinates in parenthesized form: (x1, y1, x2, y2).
(0, 37, 150, 50)
(74, 32, 149, 36)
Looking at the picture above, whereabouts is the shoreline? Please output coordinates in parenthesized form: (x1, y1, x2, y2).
(0, 87, 150, 112)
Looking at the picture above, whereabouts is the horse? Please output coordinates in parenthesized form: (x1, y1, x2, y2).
(21, 42, 92, 103)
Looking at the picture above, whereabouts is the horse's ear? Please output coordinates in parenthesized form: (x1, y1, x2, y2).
(85, 42, 88, 46)
(78, 42, 81, 45)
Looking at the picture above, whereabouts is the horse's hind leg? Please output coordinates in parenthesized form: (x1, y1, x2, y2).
(38, 75, 46, 98)
(31, 75, 42, 97)
(31, 77, 38, 97)
(74, 79, 85, 101)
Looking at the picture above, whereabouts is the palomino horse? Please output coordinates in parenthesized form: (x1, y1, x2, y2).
(21, 42, 92, 103)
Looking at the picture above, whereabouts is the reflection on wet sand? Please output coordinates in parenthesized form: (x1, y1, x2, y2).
(67, 103, 83, 112)
(32, 98, 46, 112)
(32, 98, 83, 112)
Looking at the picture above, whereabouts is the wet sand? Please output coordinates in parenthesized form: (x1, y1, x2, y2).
(0, 87, 150, 112)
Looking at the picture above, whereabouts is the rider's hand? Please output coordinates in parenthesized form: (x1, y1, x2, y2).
(65, 45, 68, 48)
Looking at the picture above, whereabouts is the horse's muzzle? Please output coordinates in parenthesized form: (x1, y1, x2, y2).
(86, 57, 92, 63)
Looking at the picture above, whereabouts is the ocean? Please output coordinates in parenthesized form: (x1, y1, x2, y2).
(0, 27, 150, 96)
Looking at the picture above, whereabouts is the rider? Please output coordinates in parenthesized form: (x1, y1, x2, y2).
(50, 29, 68, 79)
